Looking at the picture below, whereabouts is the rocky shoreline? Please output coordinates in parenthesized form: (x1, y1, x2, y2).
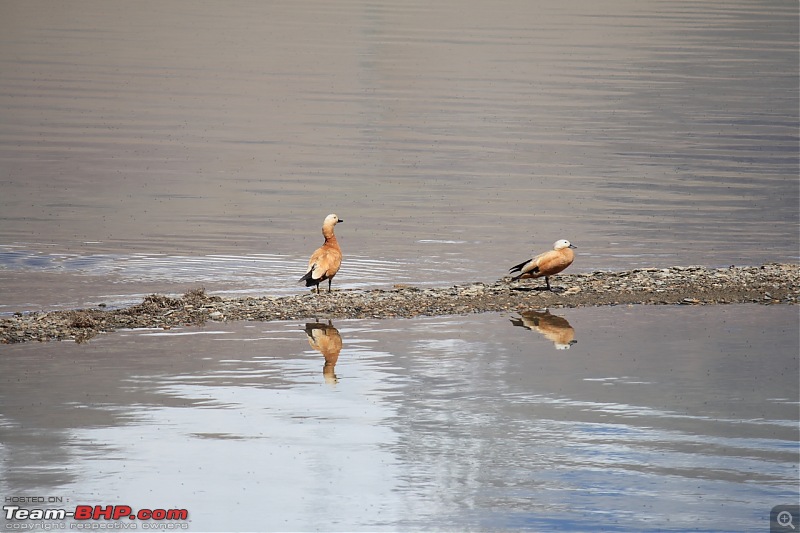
(1, 263, 798, 344)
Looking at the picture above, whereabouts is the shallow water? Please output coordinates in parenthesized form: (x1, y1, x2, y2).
(0, 0, 798, 311)
(0, 305, 797, 531)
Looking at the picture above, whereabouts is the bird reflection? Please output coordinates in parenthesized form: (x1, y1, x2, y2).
(511, 309, 577, 350)
(304, 320, 343, 384)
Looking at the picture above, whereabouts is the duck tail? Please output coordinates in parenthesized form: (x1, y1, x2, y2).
(509, 259, 530, 274)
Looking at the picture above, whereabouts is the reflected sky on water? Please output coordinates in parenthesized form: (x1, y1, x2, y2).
(1, 305, 797, 531)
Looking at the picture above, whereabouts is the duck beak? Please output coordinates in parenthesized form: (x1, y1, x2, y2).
(569, 244, 577, 249)
(337, 218, 344, 223)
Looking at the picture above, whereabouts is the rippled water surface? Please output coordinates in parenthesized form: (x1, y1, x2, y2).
(0, 0, 798, 310)
(1, 305, 798, 531)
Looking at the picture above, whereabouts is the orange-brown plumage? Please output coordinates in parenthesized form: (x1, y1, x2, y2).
(299, 214, 343, 293)
(509, 239, 576, 291)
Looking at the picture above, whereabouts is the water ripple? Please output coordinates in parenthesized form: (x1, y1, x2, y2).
(0, 244, 416, 295)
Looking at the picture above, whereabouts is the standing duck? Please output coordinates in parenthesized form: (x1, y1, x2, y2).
(509, 239, 576, 291)
(299, 214, 343, 293)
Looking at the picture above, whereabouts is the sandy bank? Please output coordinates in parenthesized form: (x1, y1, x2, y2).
(1, 263, 797, 344)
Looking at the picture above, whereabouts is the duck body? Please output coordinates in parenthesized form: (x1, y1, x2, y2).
(509, 239, 576, 290)
(299, 214, 343, 293)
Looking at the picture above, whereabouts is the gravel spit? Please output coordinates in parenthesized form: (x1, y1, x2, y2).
(1, 263, 797, 344)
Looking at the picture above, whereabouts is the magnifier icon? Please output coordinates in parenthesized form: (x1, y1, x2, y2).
(778, 511, 796, 529)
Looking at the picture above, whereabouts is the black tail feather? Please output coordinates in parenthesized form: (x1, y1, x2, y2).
(299, 269, 315, 285)
(509, 258, 530, 274)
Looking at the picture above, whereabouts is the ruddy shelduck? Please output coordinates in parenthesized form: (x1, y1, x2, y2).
(299, 214, 343, 293)
(509, 239, 577, 291)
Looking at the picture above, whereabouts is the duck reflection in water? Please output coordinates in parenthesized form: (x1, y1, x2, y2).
(511, 309, 577, 350)
(304, 320, 343, 384)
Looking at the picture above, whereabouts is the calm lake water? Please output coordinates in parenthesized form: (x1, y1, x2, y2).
(0, 0, 798, 311)
(0, 1, 798, 531)
(0, 305, 798, 531)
